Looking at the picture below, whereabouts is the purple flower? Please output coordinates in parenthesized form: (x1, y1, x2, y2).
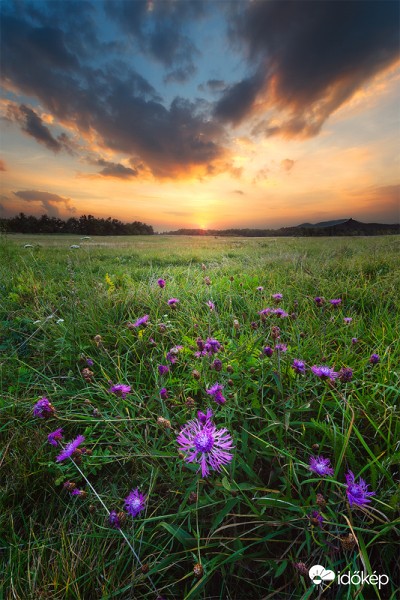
(56, 435, 85, 462)
(272, 293, 283, 302)
(271, 308, 289, 318)
(256, 286, 264, 291)
(48, 428, 64, 447)
(339, 367, 353, 382)
(132, 314, 149, 327)
(86, 358, 94, 367)
(168, 298, 179, 306)
(109, 510, 122, 528)
(351, 337, 359, 345)
(263, 346, 274, 357)
(70, 488, 86, 497)
(206, 300, 215, 311)
(197, 408, 213, 425)
(330, 298, 342, 307)
(369, 353, 380, 364)
(33, 397, 55, 419)
(275, 343, 287, 353)
(158, 364, 169, 376)
(157, 278, 166, 288)
(314, 296, 324, 306)
(109, 384, 131, 398)
(344, 317, 353, 324)
(258, 308, 271, 316)
(124, 488, 146, 517)
(308, 511, 324, 527)
(292, 359, 306, 374)
(345, 471, 375, 507)
(206, 383, 226, 405)
(177, 416, 234, 477)
(311, 365, 339, 381)
(204, 338, 221, 355)
(159, 387, 168, 400)
(309, 455, 334, 477)
(211, 358, 222, 371)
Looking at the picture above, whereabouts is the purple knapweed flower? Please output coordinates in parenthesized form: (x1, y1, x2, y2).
(345, 470, 375, 507)
(109, 510, 122, 528)
(206, 383, 226, 405)
(206, 300, 215, 311)
(158, 364, 169, 376)
(256, 286, 264, 291)
(272, 293, 283, 302)
(109, 383, 131, 398)
(159, 387, 168, 400)
(263, 346, 274, 357)
(211, 358, 223, 372)
(308, 511, 324, 527)
(344, 317, 353, 324)
(292, 359, 306, 374)
(314, 296, 325, 306)
(168, 298, 179, 306)
(157, 278, 166, 288)
(132, 314, 149, 327)
(369, 353, 380, 364)
(48, 428, 64, 447)
(204, 338, 221, 355)
(33, 397, 55, 419)
(271, 308, 289, 318)
(124, 488, 146, 517)
(177, 415, 234, 477)
(70, 488, 86, 497)
(56, 435, 85, 462)
(330, 298, 342, 307)
(86, 358, 94, 367)
(311, 365, 339, 381)
(275, 343, 287, 353)
(339, 367, 353, 382)
(258, 308, 272, 316)
(351, 337, 359, 345)
(197, 408, 213, 425)
(309, 455, 334, 477)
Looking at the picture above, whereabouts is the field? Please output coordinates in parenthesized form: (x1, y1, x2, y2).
(1, 233, 399, 600)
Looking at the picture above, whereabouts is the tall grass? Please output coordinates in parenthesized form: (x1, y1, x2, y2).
(1, 234, 399, 599)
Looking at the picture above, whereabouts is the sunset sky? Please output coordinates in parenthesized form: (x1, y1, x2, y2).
(1, 0, 399, 231)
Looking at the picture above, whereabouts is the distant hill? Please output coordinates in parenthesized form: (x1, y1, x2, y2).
(164, 218, 399, 237)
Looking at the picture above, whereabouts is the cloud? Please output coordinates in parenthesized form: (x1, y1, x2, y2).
(13, 190, 76, 217)
(233, 189, 244, 195)
(95, 159, 138, 179)
(198, 79, 227, 93)
(0, 10, 228, 179)
(0, 159, 6, 171)
(217, 1, 400, 137)
(280, 159, 294, 172)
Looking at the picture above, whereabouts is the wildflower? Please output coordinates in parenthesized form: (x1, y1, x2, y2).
(192, 369, 201, 380)
(124, 488, 146, 517)
(94, 334, 102, 346)
(258, 307, 271, 316)
(263, 346, 274, 357)
(157, 278, 166, 288)
(131, 314, 149, 327)
(158, 364, 169, 376)
(159, 387, 168, 400)
(157, 416, 171, 428)
(339, 367, 353, 382)
(204, 276, 211, 285)
(308, 511, 324, 527)
(109, 510, 122, 528)
(250, 321, 258, 329)
(272, 293, 283, 302)
(316, 493, 326, 509)
(82, 367, 94, 382)
(340, 533, 357, 551)
(109, 383, 131, 398)
(271, 325, 280, 339)
(193, 563, 204, 578)
(344, 317, 352, 324)
(293, 562, 308, 576)
(211, 358, 222, 371)
(351, 337, 358, 345)
(275, 343, 287, 353)
(204, 337, 221, 355)
(47, 428, 64, 447)
(168, 298, 179, 307)
(292, 359, 306, 374)
(314, 296, 325, 306)
(56, 435, 85, 462)
(233, 319, 240, 329)
(63, 481, 76, 492)
(369, 353, 380, 364)
(197, 408, 213, 425)
(177, 414, 234, 477)
(86, 358, 94, 367)
(256, 286, 264, 291)
(206, 383, 226, 405)
(71, 488, 87, 498)
(311, 365, 339, 381)
(330, 298, 342, 307)
(206, 300, 215, 310)
(33, 397, 55, 419)
(309, 455, 334, 477)
(271, 308, 289, 318)
(345, 470, 375, 507)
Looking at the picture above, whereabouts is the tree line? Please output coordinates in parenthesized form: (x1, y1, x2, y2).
(0, 213, 154, 235)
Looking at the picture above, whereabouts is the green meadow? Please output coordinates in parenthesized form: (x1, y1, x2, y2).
(1, 233, 399, 600)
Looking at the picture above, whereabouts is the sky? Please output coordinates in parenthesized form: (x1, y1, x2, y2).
(0, 0, 399, 231)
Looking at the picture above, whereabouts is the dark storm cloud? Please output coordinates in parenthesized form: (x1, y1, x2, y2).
(6, 104, 62, 152)
(216, 0, 400, 137)
(96, 159, 138, 179)
(0, 7, 227, 178)
(13, 190, 76, 216)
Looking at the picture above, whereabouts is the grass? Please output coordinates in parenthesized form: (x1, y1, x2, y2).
(1, 233, 399, 599)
